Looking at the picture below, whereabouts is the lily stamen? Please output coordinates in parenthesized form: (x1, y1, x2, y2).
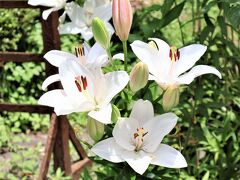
(75, 45, 85, 57)
(169, 46, 180, 61)
(75, 45, 87, 64)
(134, 127, 148, 151)
(75, 75, 88, 92)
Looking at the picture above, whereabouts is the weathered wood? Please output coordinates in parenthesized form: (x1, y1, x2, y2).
(71, 158, 92, 179)
(38, 113, 58, 180)
(53, 116, 72, 175)
(0, 52, 44, 62)
(0, 103, 53, 114)
(0, 0, 37, 8)
(69, 123, 88, 159)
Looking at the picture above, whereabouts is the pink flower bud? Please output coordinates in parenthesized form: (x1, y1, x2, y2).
(112, 0, 133, 41)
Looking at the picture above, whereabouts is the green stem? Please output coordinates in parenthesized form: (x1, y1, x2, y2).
(122, 41, 128, 71)
(107, 48, 115, 70)
(107, 49, 112, 62)
(175, 0, 185, 45)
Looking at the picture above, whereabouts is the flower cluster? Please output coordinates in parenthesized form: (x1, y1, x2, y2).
(32, 0, 221, 175)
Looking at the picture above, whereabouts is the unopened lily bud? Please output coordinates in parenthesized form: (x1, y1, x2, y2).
(162, 86, 180, 111)
(92, 17, 110, 50)
(111, 104, 120, 123)
(130, 62, 149, 92)
(87, 117, 105, 142)
(113, 0, 133, 41)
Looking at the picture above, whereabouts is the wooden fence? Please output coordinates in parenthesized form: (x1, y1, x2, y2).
(0, 1, 91, 179)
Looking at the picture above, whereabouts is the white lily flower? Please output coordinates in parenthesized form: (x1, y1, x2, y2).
(59, 0, 114, 41)
(131, 38, 222, 90)
(39, 51, 129, 124)
(41, 42, 124, 91)
(42, 42, 110, 73)
(28, 0, 67, 20)
(91, 99, 187, 174)
(41, 42, 123, 76)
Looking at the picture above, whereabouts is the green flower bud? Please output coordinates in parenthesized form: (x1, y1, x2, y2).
(111, 104, 120, 123)
(92, 17, 110, 50)
(162, 86, 180, 111)
(87, 117, 105, 142)
(130, 62, 149, 92)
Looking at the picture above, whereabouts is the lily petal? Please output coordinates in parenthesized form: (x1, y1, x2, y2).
(112, 117, 137, 151)
(149, 38, 170, 58)
(59, 11, 66, 24)
(86, 43, 108, 66)
(151, 144, 187, 168)
(44, 50, 77, 67)
(38, 89, 93, 115)
(131, 40, 162, 78)
(149, 74, 157, 81)
(176, 44, 207, 76)
(88, 103, 112, 124)
(38, 89, 70, 108)
(91, 137, 124, 163)
(79, 27, 93, 41)
(121, 150, 152, 175)
(83, 42, 91, 55)
(177, 65, 222, 85)
(28, 0, 57, 7)
(58, 60, 95, 105)
(93, 4, 112, 22)
(65, 2, 85, 25)
(142, 113, 178, 153)
(42, 74, 60, 91)
(105, 22, 115, 36)
(59, 22, 83, 34)
(42, 7, 60, 20)
(55, 101, 94, 116)
(99, 71, 129, 106)
(130, 99, 154, 125)
(113, 53, 124, 61)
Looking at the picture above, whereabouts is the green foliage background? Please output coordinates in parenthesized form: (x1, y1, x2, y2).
(0, 0, 239, 179)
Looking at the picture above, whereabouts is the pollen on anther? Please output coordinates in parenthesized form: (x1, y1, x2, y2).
(81, 76, 88, 90)
(75, 45, 85, 58)
(75, 75, 88, 92)
(177, 49, 180, 59)
(169, 46, 180, 61)
(134, 133, 139, 139)
(75, 80, 82, 92)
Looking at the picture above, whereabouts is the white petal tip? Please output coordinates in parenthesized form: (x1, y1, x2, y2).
(112, 53, 124, 61)
(42, 13, 48, 20)
(216, 71, 222, 79)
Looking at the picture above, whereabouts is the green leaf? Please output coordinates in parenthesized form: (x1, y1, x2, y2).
(202, 171, 210, 180)
(200, 119, 220, 152)
(139, 4, 162, 20)
(217, 16, 227, 36)
(158, 2, 185, 28)
(225, 5, 240, 29)
(161, 0, 175, 16)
